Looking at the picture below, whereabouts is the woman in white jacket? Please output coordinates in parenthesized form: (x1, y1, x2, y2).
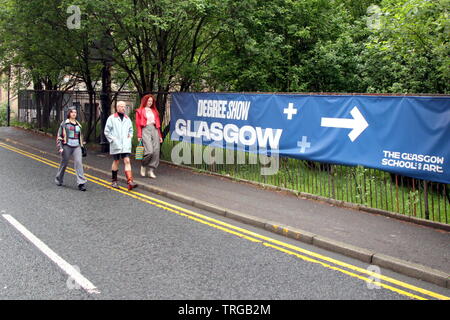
(104, 101, 138, 190)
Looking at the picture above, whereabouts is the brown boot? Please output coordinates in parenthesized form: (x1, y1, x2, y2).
(125, 170, 138, 191)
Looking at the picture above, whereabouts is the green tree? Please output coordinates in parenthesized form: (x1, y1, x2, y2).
(0, 0, 104, 131)
(71, 0, 227, 123)
(362, 0, 450, 93)
(207, 0, 362, 92)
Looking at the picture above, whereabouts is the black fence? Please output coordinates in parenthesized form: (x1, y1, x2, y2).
(17, 90, 141, 141)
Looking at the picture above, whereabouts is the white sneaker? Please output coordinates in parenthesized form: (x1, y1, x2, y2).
(140, 166, 147, 177)
(148, 169, 156, 179)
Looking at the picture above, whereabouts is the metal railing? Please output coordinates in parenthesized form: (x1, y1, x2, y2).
(160, 140, 449, 224)
(17, 90, 450, 224)
(18, 90, 141, 142)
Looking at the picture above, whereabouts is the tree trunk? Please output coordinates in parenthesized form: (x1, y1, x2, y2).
(85, 78, 96, 143)
(100, 62, 112, 152)
(33, 80, 43, 128)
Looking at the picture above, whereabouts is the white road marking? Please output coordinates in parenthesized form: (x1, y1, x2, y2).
(2, 214, 100, 294)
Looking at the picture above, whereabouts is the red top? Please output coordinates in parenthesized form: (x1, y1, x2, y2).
(135, 94, 162, 139)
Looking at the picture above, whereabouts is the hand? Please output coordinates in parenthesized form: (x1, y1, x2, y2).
(59, 148, 63, 154)
(138, 138, 142, 142)
(159, 137, 163, 143)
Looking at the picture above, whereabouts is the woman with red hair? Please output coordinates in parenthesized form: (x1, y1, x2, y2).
(135, 94, 163, 178)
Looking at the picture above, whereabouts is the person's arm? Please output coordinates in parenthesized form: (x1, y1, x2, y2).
(104, 116, 114, 143)
(155, 110, 163, 142)
(136, 110, 142, 140)
(56, 123, 64, 152)
(78, 122, 85, 146)
(128, 118, 134, 138)
(157, 125, 163, 142)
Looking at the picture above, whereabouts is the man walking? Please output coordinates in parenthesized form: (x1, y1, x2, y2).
(104, 101, 138, 191)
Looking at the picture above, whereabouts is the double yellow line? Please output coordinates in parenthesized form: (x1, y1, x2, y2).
(0, 141, 448, 300)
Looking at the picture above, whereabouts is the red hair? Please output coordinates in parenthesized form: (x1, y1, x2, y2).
(139, 94, 157, 111)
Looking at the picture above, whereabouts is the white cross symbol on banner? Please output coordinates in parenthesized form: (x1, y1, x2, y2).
(283, 103, 297, 120)
(297, 136, 311, 153)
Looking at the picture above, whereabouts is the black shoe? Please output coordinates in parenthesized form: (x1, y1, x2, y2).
(78, 184, 87, 191)
(56, 182, 63, 186)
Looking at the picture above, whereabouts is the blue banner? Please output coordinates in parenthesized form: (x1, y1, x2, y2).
(170, 92, 450, 184)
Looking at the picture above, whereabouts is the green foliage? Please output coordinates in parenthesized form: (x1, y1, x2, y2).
(10, 119, 33, 129)
(361, 0, 450, 93)
(1, 0, 447, 94)
(67, 0, 227, 94)
(208, 0, 352, 92)
(354, 165, 372, 206)
(406, 190, 420, 216)
(206, 0, 448, 93)
(0, 103, 7, 126)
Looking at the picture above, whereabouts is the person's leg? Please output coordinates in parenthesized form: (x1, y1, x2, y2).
(112, 159, 120, 171)
(124, 156, 132, 172)
(148, 125, 160, 178)
(141, 154, 152, 176)
(124, 156, 137, 190)
(141, 126, 153, 176)
(111, 158, 120, 188)
(73, 146, 87, 190)
(140, 161, 147, 177)
(55, 145, 72, 185)
(151, 126, 161, 168)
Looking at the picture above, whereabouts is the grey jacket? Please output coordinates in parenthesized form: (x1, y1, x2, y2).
(104, 113, 134, 155)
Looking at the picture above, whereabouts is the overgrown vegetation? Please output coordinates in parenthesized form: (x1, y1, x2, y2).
(0, 103, 7, 126)
(0, 0, 448, 99)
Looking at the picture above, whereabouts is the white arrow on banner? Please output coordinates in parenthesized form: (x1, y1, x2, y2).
(320, 106, 369, 142)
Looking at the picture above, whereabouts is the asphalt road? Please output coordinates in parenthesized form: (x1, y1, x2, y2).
(0, 144, 448, 300)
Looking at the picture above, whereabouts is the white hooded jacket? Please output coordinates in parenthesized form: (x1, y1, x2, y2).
(104, 113, 134, 155)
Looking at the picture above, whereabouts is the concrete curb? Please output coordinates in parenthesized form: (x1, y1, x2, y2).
(1, 134, 449, 289)
(264, 222, 315, 244)
(312, 236, 375, 264)
(371, 254, 450, 289)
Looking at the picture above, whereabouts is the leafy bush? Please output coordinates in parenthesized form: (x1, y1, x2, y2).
(0, 103, 7, 127)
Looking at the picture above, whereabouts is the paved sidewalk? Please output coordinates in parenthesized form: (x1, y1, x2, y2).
(0, 127, 449, 279)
